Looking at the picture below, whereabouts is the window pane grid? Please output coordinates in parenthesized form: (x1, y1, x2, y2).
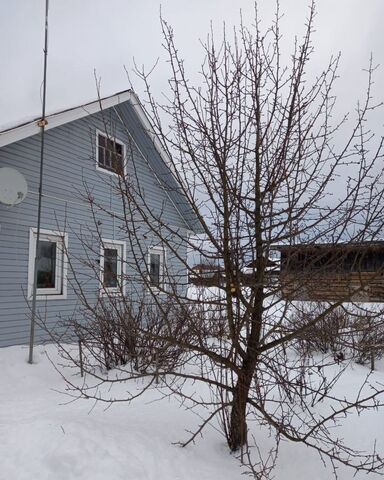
(97, 134, 124, 174)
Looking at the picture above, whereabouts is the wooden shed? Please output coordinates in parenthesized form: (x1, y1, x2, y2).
(276, 242, 384, 302)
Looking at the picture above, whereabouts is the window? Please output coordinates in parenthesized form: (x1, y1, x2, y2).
(96, 132, 125, 175)
(28, 228, 68, 300)
(100, 240, 125, 295)
(148, 246, 166, 290)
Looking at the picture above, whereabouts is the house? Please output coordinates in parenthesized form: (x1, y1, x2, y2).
(276, 242, 384, 302)
(189, 263, 224, 287)
(0, 90, 202, 348)
(190, 263, 219, 278)
(189, 256, 280, 290)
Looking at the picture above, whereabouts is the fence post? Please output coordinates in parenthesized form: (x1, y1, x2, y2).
(370, 349, 375, 371)
(78, 337, 84, 377)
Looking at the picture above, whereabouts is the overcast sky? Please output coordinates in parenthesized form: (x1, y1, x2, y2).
(0, 0, 383, 131)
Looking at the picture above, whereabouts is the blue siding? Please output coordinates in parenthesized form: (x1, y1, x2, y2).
(0, 102, 190, 347)
(115, 102, 202, 233)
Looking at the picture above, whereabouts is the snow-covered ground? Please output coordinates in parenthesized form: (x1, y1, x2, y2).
(1, 344, 384, 480)
(1, 345, 241, 480)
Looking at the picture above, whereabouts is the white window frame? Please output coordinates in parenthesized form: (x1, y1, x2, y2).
(95, 129, 126, 177)
(99, 239, 126, 296)
(148, 246, 167, 292)
(28, 228, 68, 300)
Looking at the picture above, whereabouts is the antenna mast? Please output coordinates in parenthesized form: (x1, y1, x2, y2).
(28, 0, 49, 364)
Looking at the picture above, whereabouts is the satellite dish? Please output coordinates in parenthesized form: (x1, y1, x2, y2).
(0, 167, 28, 206)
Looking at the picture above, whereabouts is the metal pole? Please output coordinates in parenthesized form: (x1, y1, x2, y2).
(78, 338, 84, 377)
(28, 0, 49, 364)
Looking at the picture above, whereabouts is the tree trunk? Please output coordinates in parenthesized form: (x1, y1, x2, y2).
(228, 371, 252, 451)
(228, 299, 263, 452)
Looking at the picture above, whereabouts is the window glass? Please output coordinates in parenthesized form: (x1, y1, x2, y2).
(150, 252, 161, 287)
(100, 242, 124, 294)
(36, 240, 57, 289)
(29, 229, 67, 299)
(104, 248, 118, 288)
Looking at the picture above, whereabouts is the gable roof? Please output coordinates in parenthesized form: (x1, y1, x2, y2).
(0, 90, 135, 147)
(0, 90, 203, 234)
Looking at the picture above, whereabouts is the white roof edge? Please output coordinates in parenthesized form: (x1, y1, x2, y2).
(128, 94, 191, 201)
(127, 93, 177, 177)
(128, 93, 203, 233)
(0, 90, 133, 148)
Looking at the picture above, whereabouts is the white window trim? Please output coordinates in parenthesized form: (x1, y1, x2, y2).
(95, 129, 126, 177)
(148, 245, 167, 293)
(27, 228, 68, 301)
(99, 239, 126, 296)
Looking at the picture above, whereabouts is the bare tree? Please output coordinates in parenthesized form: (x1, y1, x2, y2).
(50, 2, 384, 478)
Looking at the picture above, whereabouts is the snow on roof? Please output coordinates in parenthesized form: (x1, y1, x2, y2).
(0, 89, 133, 148)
